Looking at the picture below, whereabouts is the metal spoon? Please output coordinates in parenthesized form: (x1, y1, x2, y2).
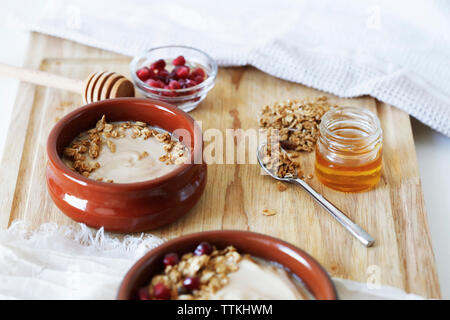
(257, 143, 375, 247)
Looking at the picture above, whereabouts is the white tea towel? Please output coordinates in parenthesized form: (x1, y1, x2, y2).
(0, 221, 426, 300)
(5, 0, 450, 137)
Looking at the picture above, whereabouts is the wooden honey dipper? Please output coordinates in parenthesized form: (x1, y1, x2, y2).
(0, 63, 135, 103)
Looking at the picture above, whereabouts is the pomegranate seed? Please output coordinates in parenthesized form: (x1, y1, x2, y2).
(144, 56, 206, 97)
(185, 79, 197, 88)
(193, 75, 205, 84)
(173, 55, 186, 66)
(194, 242, 212, 256)
(136, 67, 151, 81)
(183, 276, 200, 291)
(152, 283, 171, 300)
(169, 80, 181, 90)
(157, 69, 169, 81)
(150, 59, 166, 70)
(138, 286, 151, 300)
(163, 85, 177, 97)
(191, 67, 206, 79)
(145, 79, 164, 88)
(163, 252, 179, 267)
(176, 66, 190, 79)
(178, 79, 187, 88)
(168, 68, 179, 80)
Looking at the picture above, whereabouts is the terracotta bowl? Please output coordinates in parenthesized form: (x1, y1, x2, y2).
(46, 98, 207, 232)
(117, 230, 337, 300)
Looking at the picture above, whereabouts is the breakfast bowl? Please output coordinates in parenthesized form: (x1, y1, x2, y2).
(117, 230, 337, 300)
(130, 45, 218, 112)
(46, 98, 207, 233)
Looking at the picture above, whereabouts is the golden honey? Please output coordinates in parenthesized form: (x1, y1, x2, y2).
(315, 107, 382, 192)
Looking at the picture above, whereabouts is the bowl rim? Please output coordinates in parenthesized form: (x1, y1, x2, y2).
(117, 230, 338, 300)
(130, 45, 218, 95)
(46, 97, 203, 191)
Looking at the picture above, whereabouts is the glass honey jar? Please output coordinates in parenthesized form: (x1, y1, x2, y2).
(315, 107, 383, 192)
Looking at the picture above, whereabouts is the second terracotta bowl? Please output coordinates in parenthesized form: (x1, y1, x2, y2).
(117, 231, 338, 300)
(46, 98, 207, 232)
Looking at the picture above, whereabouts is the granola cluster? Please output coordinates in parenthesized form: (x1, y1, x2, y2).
(63, 115, 187, 182)
(144, 245, 243, 300)
(259, 96, 334, 180)
(259, 96, 334, 152)
(157, 132, 188, 165)
(261, 137, 302, 178)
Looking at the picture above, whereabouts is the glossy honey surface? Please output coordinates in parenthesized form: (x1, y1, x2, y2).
(315, 143, 382, 192)
(315, 117, 382, 192)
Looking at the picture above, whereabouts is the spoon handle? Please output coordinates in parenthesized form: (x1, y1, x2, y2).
(293, 178, 375, 247)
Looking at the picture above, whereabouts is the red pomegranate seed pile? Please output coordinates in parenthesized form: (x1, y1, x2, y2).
(136, 55, 207, 97)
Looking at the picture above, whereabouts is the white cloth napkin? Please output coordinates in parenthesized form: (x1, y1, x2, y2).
(6, 0, 450, 137)
(0, 221, 425, 300)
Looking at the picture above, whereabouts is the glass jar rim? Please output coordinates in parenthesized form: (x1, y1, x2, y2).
(320, 106, 382, 140)
(319, 106, 382, 151)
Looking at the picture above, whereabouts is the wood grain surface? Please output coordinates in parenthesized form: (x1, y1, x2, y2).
(0, 33, 441, 298)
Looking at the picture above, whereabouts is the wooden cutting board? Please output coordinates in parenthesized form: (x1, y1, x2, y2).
(0, 32, 441, 298)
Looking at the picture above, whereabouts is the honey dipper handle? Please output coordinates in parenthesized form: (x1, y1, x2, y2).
(0, 63, 84, 94)
(293, 178, 375, 247)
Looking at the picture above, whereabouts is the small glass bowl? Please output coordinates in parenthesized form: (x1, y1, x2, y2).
(130, 45, 218, 112)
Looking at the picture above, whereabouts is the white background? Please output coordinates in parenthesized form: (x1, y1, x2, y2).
(0, 3, 449, 298)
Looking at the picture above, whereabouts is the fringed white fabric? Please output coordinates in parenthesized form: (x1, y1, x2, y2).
(0, 221, 425, 299)
(0, 221, 163, 299)
(4, 220, 165, 259)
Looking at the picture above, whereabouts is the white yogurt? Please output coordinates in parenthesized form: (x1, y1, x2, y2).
(63, 122, 186, 183)
(210, 257, 307, 300)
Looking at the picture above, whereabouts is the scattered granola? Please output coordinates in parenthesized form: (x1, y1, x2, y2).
(259, 96, 335, 152)
(259, 96, 334, 179)
(276, 181, 287, 192)
(138, 151, 149, 160)
(59, 101, 73, 108)
(62, 115, 188, 182)
(262, 208, 277, 216)
(159, 141, 188, 165)
(106, 140, 116, 153)
(261, 138, 302, 178)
